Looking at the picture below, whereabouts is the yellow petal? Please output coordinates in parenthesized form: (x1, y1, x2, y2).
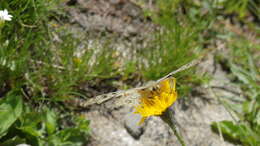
(159, 77, 176, 93)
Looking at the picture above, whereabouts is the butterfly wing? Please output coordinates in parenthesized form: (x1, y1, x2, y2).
(73, 78, 176, 108)
(74, 88, 143, 108)
(72, 57, 201, 109)
(110, 81, 158, 107)
(114, 89, 141, 107)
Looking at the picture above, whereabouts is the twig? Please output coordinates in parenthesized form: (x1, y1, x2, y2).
(20, 22, 37, 28)
(32, 60, 65, 70)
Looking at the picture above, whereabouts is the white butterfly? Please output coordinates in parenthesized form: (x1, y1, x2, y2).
(72, 58, 201, 108)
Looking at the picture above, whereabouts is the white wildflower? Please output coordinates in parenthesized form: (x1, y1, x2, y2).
(16, 144, 31, 146)
(0, 9, 12, 21)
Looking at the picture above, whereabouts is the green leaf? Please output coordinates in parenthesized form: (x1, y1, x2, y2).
(55, 116, 90, 145)
(56, 128, 86, 146)
(0, 95, 23, 138)
(212, 120, 260, 145)
(230, 62, 251, 85)
(20, 112, 43, 127)
(212, 120, 242, 143)
(75, 116, 90, 132)
(243, 100, 254, 114)
(44, 108, 57, 135)
(19, 126, 43, 137)
(255, 111, 260, 126)
(0, 136, 26, 146)
(18, 112, 44, 138)
(246, 52, 258, 81)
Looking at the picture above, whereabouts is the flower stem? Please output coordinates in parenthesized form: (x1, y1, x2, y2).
(161, 108, 186, 146)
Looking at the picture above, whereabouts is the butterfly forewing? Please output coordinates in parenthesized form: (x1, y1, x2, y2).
(114, 89, 141, 107)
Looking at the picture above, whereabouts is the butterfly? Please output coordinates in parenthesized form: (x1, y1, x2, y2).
(72, 58, 201, 108)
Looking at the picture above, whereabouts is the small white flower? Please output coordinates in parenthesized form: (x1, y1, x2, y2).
(0, 9, 12, 21)
(16, 144, 31, 146)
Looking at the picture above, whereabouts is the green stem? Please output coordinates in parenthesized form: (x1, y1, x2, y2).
(161, 108, 186, 146)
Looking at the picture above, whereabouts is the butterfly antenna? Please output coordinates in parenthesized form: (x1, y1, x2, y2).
(157, 58, 202, 82)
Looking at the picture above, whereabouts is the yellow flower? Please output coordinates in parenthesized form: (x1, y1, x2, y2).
(73, 57, 82, 65)
(134, 77, 178, 124)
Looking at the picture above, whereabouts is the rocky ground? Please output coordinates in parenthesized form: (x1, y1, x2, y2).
(84, 53, 238, 146)
(61, 0, 244, 145)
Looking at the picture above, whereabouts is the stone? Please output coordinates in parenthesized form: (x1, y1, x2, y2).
(124, 112, 145, 139)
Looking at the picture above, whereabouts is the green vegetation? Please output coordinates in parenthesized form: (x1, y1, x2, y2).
(0, 0, 259, 145)
(0, 92, 89, 146)
(139, 0, 215, 96)
(212, 37, 260, 146)
(0, 0, 95, 145)
(216, 0, 260, 19)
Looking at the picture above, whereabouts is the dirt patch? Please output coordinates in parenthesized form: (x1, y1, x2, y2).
(65, 0, 154, 37)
